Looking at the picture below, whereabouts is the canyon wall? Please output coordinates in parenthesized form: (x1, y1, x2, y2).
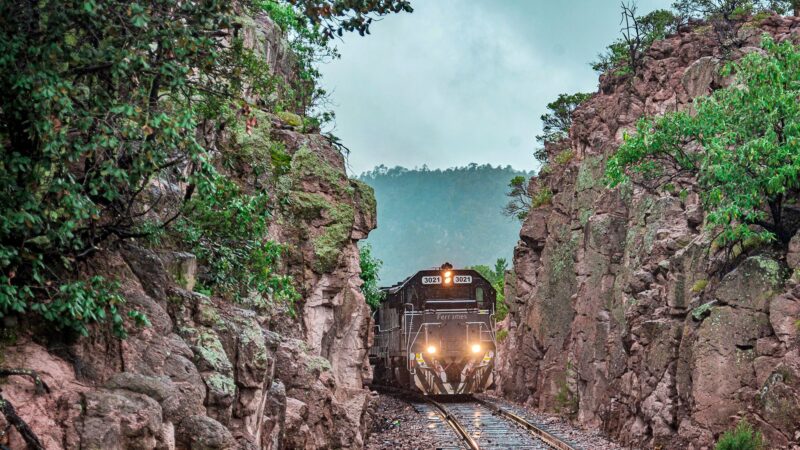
(497, 15, 800, 449)
(0, 15, 376, 450)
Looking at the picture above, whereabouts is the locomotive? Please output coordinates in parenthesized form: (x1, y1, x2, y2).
(369, 263, 497, 395)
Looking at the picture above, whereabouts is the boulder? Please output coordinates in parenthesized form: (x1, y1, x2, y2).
(175, 415, 235, 450)
(78, 389, 166, 450)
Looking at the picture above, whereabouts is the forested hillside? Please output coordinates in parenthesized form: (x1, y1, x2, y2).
(358, 164, 532, 284)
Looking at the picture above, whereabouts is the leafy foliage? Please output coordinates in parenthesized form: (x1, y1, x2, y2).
(469, 258, 509, 321)
(359, 244, 385, 309)
(174, 175, 299, 309)
(607, 37, 800, 246)
(360, 164, 531, 284)
(715, 420, 764, 450)
(0, 0, 260, 336)
(592, 4, 677, 75)
(278, 0, 413, 38)
(537, 93, 593, 146)
(503, 176, 532, 222)
(535, 92, 592, 164)
(260, 0, 413, 117)
(671, 1, 799, 47)
(0, 0, 404, 336)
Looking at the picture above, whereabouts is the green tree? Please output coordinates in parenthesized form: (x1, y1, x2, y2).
(536, 93, 594, 148)
(672, 0, 798, 20)
(607, 37, 800, 247)
(592, 4, 677, 75)
(0, 0, 408, 336)
(359, 244, 385, 309)
(469, 258, 509, 320)
(275, 0, 413, 38)
(257, 0, 413, 117)
(503, 175, 532, 221)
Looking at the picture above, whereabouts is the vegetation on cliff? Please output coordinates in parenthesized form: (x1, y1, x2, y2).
(607, 36, 800, 247)
(359, 244, 384, 309)
(0, 0, 410, 336)
(715, 420, 765, 450)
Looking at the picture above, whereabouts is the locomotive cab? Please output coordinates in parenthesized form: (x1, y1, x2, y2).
(370, 263, 497, 395)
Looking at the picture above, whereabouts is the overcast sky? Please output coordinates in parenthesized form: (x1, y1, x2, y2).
(319, 0, 672, 175)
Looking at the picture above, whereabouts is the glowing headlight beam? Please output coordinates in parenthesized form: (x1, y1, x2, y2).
(471, 344, 482, 354)
(427, 345, 437, 354)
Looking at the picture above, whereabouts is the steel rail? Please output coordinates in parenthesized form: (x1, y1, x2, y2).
(472, 397, 577, 450)
(423, 396, 480, 450)
(373, 385, 577, 450)
(373, 385, 478, 450)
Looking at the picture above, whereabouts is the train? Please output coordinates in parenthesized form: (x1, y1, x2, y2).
(369, 263, 497, 395)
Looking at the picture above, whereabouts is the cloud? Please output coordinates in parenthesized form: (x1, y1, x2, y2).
(320, 0, 672, 175)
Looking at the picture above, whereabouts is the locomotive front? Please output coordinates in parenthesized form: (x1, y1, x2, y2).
(371, 263, 497, 395)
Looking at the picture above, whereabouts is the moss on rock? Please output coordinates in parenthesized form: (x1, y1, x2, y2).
(351, 179, 377, 220)
(307, 355, 332, 373)
(289, 192, 329, 220)
(576, 156, 604, 192)
(313, 203, 355, 273)
(194, 331, 233, 373)
(205, 373, 236, 397)
(276, 111, 303, 128)
(290, 147, 353, 196)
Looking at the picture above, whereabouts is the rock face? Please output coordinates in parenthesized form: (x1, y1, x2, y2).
(0, 18, 377, 450)
(497, 16, 800, 449)
(0, 127, 375, 450)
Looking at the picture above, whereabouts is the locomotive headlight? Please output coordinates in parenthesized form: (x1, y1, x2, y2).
(471, 344, 482, 354)
(443, 270, 452, 285)
(426, 345, 437, 354)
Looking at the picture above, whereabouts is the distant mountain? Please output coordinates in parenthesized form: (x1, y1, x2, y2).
(358, 164, 533, 285)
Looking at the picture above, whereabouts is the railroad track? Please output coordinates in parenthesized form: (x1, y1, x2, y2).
(374, 386, 578, 450)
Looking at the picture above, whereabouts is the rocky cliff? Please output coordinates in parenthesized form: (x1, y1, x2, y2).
(0, 15, 376, 450)
(497, 15, 800, 449)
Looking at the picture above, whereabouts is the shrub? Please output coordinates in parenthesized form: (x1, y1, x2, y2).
(691, 301, 716, 321)
(607, 37, 800, 247)
(532, 187, 554, 208)
(174, 174, 299, 310)
(503, 176, 532, 221)
(592, 6, 677, 75)
(715, 420, 764, 450)
(0, 0, 272, 336)
(469, 259, 509, 320)
(535, 92, 592, 164)
(554, 150, 575, 166)
(359, 244, 385, 309)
